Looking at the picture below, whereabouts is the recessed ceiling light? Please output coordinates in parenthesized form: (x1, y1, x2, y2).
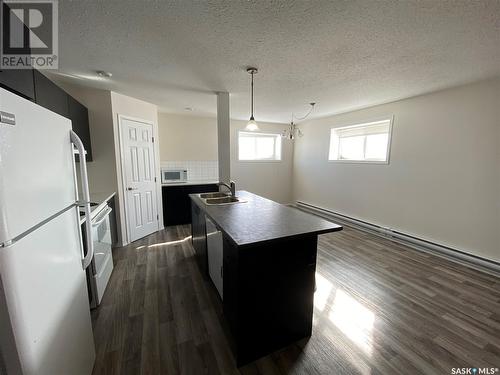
(96, 70, 112, 78)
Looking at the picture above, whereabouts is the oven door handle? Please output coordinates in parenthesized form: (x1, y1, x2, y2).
(92, 207, 112, 227)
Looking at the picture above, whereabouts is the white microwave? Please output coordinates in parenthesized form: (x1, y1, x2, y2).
(161, 169, 188, 183)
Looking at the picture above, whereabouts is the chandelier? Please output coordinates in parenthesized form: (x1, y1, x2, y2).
(282, 102, 316, 140)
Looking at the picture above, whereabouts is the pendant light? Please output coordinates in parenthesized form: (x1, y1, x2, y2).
(245, 67, 260, 131)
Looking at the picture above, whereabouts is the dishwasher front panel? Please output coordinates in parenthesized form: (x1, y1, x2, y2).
(206, 216, 223, 299)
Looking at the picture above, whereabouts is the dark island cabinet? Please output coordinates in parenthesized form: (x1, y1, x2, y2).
(162, 184, 218, 226)
(223, 235, 317, 366)
(222, 235, 238, 336)
(189, 191, 342, 367)
(68, 95, 92, 161)
(0, 69, 35, 100)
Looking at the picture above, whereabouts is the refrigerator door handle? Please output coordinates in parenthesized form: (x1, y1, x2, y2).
(70, 130, 94, 270)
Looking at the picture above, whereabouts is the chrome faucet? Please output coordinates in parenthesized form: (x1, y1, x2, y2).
(218, 180, 235, 197)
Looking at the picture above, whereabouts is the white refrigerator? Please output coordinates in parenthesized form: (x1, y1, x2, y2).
(0, 88, 96, 374)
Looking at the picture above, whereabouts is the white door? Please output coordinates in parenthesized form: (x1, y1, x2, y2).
(120, 117, 159, 242)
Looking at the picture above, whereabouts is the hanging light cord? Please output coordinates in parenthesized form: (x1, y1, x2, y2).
(250, 71, 255, 119)
(292, 102, 316, 122)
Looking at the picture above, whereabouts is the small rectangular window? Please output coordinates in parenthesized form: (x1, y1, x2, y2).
(329, 119, 392, 163)
(238, 131, 282, 161)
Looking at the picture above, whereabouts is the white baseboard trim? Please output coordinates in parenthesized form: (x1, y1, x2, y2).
(294, 201, 500, 277)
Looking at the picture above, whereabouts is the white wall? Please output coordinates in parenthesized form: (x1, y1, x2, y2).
(111, 92, 161, 245)
(158, 113, 218, 161)
(157, 113, 294, 204)
(293, 79, 500, 263)
(230, 119, 293, 204)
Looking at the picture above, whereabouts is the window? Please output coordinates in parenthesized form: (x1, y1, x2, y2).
(238, 131, 282, 161)
(329, 119, 392, 163)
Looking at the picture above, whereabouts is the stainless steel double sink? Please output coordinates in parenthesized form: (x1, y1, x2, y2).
(198, 192, 246, 205)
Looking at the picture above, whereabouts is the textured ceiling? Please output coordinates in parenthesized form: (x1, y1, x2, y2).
(50, 0, 500, 123)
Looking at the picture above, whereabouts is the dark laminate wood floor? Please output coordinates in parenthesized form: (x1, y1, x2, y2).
(91, 224, 500, 375)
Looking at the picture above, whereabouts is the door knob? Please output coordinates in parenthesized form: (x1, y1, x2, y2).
(127, 187, 137, 191)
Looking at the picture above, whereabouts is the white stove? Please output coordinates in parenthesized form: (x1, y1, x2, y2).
(79, 202, 114, 308)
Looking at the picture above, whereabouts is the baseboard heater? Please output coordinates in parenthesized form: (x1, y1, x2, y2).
(294, 201, 500, 277)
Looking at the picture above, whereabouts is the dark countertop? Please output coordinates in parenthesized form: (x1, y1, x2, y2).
(190, 190, 342, 248)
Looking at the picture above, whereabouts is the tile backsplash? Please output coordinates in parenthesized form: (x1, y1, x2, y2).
(160, 160, 219, 181)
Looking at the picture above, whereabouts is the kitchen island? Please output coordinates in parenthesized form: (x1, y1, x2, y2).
(190, 190, 342, 366)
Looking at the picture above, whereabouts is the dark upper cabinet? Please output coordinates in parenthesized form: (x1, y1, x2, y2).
(0, 69, 35, 100)
(68, 96, 93, 161)
(33, 70, 93, 161)
(33, 70, 69, 117)
(2, 69, 93, 162)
